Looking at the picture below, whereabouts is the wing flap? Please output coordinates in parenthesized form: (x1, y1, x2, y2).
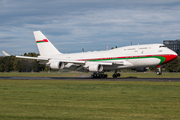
(113, 60, 134, 66)
(2, 50, 134, 68)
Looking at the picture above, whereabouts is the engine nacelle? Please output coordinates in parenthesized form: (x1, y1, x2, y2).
(50, 61, 64, 69)
(133, 67, 149, 72)
(89, 64, 103, 72)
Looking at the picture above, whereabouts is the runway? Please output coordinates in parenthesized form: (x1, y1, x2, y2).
(0, 76, 180, 82)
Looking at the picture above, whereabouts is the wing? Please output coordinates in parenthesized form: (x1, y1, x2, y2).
(16, 55, 49, 60)
(2, 51, 134, 72)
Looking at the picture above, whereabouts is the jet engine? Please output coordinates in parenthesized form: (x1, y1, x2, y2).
(50, 61, 64, 69)
(132, 67, 149, 72)
(89, 64, 103, 72)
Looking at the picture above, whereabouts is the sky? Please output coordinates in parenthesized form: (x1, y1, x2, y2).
(1, 0, 180, 56)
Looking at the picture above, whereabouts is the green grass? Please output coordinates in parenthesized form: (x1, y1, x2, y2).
(0, 72, 180, 78)
(0, 80, 180, 120)
(0, 72, 87, 77)
(119, 72, 180, 78)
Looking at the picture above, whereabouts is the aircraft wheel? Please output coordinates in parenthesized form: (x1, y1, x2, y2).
(99, 74, 103, 78)
(91, 73, 98, 78)
(117, 73, 121, 77)
(156, 72, 162, 75)
(104, 74, 108, 78)
(157, 66, 162, 75)
(92, 73, 108, 78)
(112, 74, 117, 78)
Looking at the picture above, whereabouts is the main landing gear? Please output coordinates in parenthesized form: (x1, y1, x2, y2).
(156, 65, 162, 75)
(91, 70, 121, 79)
(91, 72, 108, 78)
(112, 70, 121, 78)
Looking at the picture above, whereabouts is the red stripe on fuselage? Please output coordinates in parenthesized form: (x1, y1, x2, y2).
(159, 54, 177, 65)
(77, 54, 177, 65)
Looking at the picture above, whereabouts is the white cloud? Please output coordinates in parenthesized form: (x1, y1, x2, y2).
(1, 0, 180, 55)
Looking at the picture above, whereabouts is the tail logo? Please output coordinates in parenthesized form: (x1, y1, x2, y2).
(36, 39, 49, 43)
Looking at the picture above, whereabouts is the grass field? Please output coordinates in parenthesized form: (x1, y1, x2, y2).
(1, 72, 180, 78)
(0, 80, 180, 120)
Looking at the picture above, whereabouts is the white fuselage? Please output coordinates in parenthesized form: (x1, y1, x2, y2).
(39, 44, 177, 70)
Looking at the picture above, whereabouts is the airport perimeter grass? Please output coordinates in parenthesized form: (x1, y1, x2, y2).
(1, 72, 180, 78)
(0, 80, 180, 120)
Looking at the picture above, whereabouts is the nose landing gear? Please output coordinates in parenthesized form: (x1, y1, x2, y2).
(156, 65, 162, 75)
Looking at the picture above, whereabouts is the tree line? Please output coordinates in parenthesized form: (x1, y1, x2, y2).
(0, 52, 180, 72)
(0, 52, 46, 72)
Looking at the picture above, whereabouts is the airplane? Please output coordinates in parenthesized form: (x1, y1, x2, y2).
(2, 31, 178, 78)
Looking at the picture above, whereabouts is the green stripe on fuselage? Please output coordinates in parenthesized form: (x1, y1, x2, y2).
(153, 56, 166, 64)
(87, 56, 166, 64)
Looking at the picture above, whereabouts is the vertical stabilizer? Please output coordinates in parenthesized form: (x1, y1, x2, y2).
(33, 31, 61, 56)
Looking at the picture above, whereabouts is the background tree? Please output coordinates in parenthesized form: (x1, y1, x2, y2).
(0, 52, 46, 72)
(0, 52, 179, 73)
(164, 56, 180, 72)
(3, 56, 15, 72)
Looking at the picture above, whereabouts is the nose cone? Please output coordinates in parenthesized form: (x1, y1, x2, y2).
(171, 53, 178, 60)
(162, 52, 178, 64)
(172, 51, 178, 59)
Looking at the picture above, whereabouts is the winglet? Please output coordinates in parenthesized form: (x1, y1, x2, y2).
(2, 51, 11, 56)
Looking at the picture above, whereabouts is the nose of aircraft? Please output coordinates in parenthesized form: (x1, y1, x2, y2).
(171, 52, 178, 60)
(172, 51, 178, 58)
(162, 52, 178, 64)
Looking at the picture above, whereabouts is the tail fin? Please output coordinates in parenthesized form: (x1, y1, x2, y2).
(33, 31, 62, 56)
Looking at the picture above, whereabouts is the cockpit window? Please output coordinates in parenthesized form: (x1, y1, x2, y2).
(159, 45, 166, 48)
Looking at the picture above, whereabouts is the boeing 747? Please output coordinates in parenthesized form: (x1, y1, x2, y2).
(2, 31, 178, 78)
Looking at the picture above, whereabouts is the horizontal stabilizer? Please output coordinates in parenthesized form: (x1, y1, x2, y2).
(2, 51, 10, 56)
